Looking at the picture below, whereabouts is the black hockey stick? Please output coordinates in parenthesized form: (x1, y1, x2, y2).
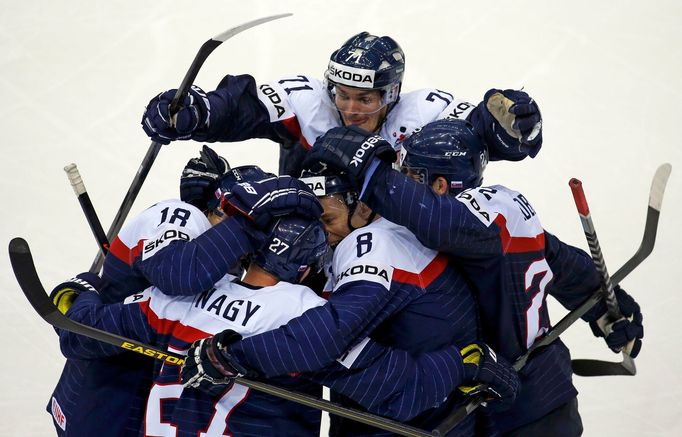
(569, 177, 637, 376)
(569, 163, 671, 376)
(64, 164, 110, 265)
(9, 237, 434, 437)
(89, 13, 292, 274)
(432, 163, 671, 435)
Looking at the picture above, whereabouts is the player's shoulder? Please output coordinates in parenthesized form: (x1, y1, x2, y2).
(381, 88, 456, 146)
(265, 282, 326, 310)
(116, 198, 210, 248)
(261, 75, 327, 107)
(332, 219, 437, 276)
(456, 184, 544, 234)
(134, 199, 205, 224)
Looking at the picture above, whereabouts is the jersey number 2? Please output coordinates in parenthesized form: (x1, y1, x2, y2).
(524, 258, 553, 349)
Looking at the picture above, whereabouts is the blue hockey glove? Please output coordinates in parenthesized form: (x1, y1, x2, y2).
(458, 343, 520, 412)
(180, 145, 231, 211)
(303, 126, 397, 187)
(475, 88, 543, 161)
(142, 85, 211, 144)
(221, 175, 323, 229)
(589, 286, 644, 358)
(49, 272, 103, 315)
(181, 329, 255, 396)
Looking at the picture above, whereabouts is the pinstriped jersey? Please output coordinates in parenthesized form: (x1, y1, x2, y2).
(61, 276, 326, 436)
(102, 199, 213, 302)
(49, 199, 253, 436)
(364, 165, 603, 433)
(227, 218, 479, 435)
(47, 199, 216, 437)
(193, 74, 476, 153)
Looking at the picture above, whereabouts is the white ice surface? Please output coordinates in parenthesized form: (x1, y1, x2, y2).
(0, 1, 680, 435)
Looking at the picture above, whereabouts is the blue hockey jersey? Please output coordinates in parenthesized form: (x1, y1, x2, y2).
(59, 275, 471, 436)
(225, 218, 481, 435)
(48, 200, 252, 436)
(362, 164, 603, 433)
(180, 73, 536, 161)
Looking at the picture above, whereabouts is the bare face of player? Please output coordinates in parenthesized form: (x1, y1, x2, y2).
(320, 195, 352, 246)
(334, 84, 387, 132)
(319, 194, 374, 247)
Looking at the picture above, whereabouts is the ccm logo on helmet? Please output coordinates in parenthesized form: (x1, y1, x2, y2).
(350, 135, 383, 167)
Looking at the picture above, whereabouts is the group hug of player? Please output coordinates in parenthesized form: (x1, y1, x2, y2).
(46, 32, 643, 436)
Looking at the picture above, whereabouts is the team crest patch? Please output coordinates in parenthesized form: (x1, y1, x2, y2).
(51, 397, 66, 431)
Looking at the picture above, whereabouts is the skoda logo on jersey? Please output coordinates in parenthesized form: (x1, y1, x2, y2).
(327, 61, 375, 88)
(336, 264, 390, 283)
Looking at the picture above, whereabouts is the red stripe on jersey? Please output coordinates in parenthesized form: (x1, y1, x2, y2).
(392, 254, 449, 288)
(494, 215, 545, 254)
(109, 236, 145, 266)
(137, 299, 211, 344)
(281, 117, 311, 150)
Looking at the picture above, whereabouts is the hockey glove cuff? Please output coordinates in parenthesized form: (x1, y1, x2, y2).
(49, 272, 103, 315)
(458, 343, 520, 412)
(182, 329, 256, 396)
(589, 286, 644, 358)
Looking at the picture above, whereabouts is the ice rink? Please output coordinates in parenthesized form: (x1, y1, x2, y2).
(1, 0, 680, 435)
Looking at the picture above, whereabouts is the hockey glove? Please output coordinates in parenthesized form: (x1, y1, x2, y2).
(182, 329, 255, 396)
(303, 126, 397, 187)
(142, 85, 211, 144)
(180, 145, 231, 211)
(589, 286, 644, 358)
(221, 175, 323, 229)
(458, 343, 520, 412)
(474, 88, 542, 161)
(49, 272, 103, 315)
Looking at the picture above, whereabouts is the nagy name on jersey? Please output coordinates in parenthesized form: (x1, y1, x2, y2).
(194, 288, 261, 327)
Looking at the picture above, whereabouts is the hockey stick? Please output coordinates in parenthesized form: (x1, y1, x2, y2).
(64, 164, 110, 265)
(569, 164, 671, 376)
(89, 13, 292, 274)
(9, 237, 434, 437)
(432, 163, 671, 435)
(569, 177, 637, 376)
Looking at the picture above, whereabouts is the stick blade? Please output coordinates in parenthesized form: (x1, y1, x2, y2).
(649, 163, 671, 211)
(212, 13, 293, 42)
(8, 237, 56, 321)
(572, 354, 636, 377)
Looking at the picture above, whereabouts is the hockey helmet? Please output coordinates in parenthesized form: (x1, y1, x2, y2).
(324, 32, 405, 109)
(254, 216, 330, 283)
(401, 119, 488, 195)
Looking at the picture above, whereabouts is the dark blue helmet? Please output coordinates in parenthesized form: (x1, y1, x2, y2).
(207, 165, 274, 211)
(299, 170, 358, 210)
(254, 216, 330, 283)
(401, 119, 488, 195)
(325, 32, 405, 108)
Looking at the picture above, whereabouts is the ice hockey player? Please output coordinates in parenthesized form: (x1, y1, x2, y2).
(47, 146, 320, 436)
(180, 171, 521, 435)
(302, 119, 645, 436)
(141, 31, 543, 177)
(51, 215, 498, 436)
